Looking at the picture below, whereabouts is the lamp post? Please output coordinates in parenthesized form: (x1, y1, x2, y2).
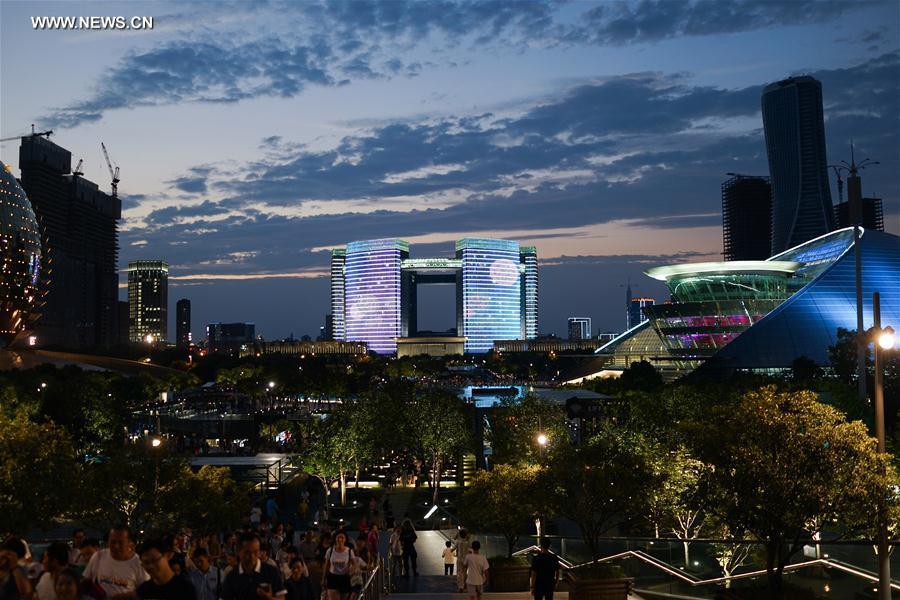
(536, 417, 549, 542)
(873, 291, 894, 600)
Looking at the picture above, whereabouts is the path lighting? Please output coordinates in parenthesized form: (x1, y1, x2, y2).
(268, 381, 276, 389)
(151, 437, 162, 448)
(537, 433, 548, 447)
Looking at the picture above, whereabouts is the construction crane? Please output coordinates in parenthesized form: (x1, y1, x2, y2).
(100, 142, 120, 198)
(73, 159, 84, 176)
(0, 124, 53, 143)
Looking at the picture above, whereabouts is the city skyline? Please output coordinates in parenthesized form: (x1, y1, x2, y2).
(2, 1, 898, 341)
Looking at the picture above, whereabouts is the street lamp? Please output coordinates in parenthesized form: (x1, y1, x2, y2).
(872, 292, 894, 600)
(537, 433, 548, 447)
(268, 381, 276, 389)
(151, 437, 162, 448)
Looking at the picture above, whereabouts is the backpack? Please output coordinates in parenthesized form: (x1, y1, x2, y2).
(324, 546, 355, 574)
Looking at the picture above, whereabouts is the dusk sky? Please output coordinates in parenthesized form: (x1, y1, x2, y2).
(2, 0, 898, 341)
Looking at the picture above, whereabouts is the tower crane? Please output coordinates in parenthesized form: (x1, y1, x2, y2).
(0, 124, 53, 143)
(100, 142, 120, 198)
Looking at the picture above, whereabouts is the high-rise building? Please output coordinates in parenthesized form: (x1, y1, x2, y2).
(762, 76, 834, 254)
(627, 297, 655, 331)
(344, 239, 408, 354)
(0, 162, 41, 346)
(127, 260, 168, 343)
(520, 246, 539, 339)
(568, 317, 592, 340)
(835, 197, 884, 231)
(207, 322, 255, 354)
(332, 237, 538, 354)
(458, 238, 522, 353)
(176, 298, 191, 347)
(722, 174, 772, 261)
(116, 300, 129, 346)
(330, 249, 346, 341)
(18, 136, 121, 348)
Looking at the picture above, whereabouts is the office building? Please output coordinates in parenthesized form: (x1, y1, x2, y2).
(332, 237, 539, 354)
(240, 339, 367, 358)
(762, 76, 835, 254)
(0, 162, 41, 346)
(18, 135, 121, 348)
(568, 317, 592, 340)
(722, 174, 772, 261)
(834, 198, 884, 231)
(117, 300, 129, 346)
(127, 260, 168, 343)
(176, 298, 191, 347)
(627, 297, 655, 331)
(596, 228, 899, 377)
(330, 249, 346, 341)
(208, 322, 255, 354)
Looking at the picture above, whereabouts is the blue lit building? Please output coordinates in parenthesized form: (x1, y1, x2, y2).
(344, 239, 408, 354)
(333, 237, 538, 354)
(595, 228, 899, 377)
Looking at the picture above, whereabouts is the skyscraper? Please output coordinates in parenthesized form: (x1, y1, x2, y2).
(330, 249, 346, 341)
(834, 197, 884, 231)
(127, 260, 168, 343)
(458, 238, 522, 354)
(568, 317, 591, 340)
(18, 135, 121, 348)
(344, 239, 408, 354)
(627, 297, 655, 330)
(520, 246, 539, 339)
(176, 298, 191, 347)
(762, 76, 834, 254)
(722, 174, 772, 261)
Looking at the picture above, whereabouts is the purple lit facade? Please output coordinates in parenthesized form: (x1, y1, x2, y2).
(344, 239, 408, 354)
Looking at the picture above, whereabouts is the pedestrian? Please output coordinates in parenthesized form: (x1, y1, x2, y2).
(529, 539, 560, 600)
(441, 541, 455, 577)
(81, 526, 149, 598)
(0, 538, 32, 599)
(250, 506, 263, 529)
(398, 520, 418, 577)
(454, 529, 471, 593)
(68, 531, 86, 568)
(188, 548, 220, 600)
(284, 558, 313, 600)
(463, 541, 489, 600)
(52, 568, 89, 600)
(348, 552, 365, 600)
(321, 531, 355, 600)
(298, 533, 317, 564)
(220, 532, 286, 600)
(365, 526, 379, 563)
(387, 527, 402, 578)
(35, 542, 69, 600)
(137, 539, 197, 600)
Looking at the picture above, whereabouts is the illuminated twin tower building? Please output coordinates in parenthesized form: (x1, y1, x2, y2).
(330, 238, 538, 354)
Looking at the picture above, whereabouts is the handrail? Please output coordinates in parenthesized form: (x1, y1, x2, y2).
(358, 556, 384, 600)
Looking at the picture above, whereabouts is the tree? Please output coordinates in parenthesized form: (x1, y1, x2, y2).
(487, 395, 569, 466)
(619, 361, 664, 392)
(458, 464, 550, 557)
(413, 390, 471, 504)
(549, 425, 656, 576)
(710, 525, 755, 588)
(689, 385, 896, 594)
(301, 408, 357, 507)
(664, 450, 708, 569)
(159, 465, 253, 533)
(0, 413, 80, 534)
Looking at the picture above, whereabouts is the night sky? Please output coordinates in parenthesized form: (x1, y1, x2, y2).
(2, 1, 898, 341)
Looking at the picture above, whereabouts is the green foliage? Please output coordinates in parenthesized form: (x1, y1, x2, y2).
(458, 464, 551, 557)
(619, 361, 664, 392)
(549, 424, 657, 575)
(412, 389, 472, 503)
(487, 394, 569, 466)
(687, 385, 897, 592)
(0, 412, 80, 534)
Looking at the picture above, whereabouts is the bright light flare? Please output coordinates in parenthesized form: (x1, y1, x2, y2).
(537, 433, 548, 446)
(878, 326, 895, 350)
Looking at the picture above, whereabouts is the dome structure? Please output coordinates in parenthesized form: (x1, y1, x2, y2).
(0, 161, 41, 345)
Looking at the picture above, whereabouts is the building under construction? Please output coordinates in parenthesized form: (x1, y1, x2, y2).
(18, 135, 121, 348)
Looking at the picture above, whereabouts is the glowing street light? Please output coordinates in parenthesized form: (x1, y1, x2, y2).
(878, 326, 895, 351)
(151, 437, 162, 448)
(145, 333, 155, 344)
(537, 433, 548, 447)
(268, 381, 276, 389)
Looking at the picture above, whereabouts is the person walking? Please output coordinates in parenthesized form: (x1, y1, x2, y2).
(463, 541, 489, 600)
(387, 527, 402, 578)
(220, 532, 286, 600)
(398, 520, 418, 577)
(81, 526, 149, 599)
(454, 529, 471, 593)
(35, 542, 69, 600)
(188, 548, 220, 600)
(441, 541, 455, 576)
(136, 539, 198, 600)
(529, 539, 560, 600)
(321, 532, 354, 600)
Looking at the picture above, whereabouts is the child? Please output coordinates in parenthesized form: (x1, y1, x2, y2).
(442, 541, 456, 576)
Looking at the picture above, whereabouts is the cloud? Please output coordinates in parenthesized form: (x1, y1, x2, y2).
(40, 1, 875, 128)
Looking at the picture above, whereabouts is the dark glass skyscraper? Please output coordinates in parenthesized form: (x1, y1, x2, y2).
(176, 298, 191, 347)
(722, 174, 772, 261)
(18, 136, 121, 348)
(330, 249, 346, 342)
(127, 260, 168, 343)
(762, 76, 834, 254)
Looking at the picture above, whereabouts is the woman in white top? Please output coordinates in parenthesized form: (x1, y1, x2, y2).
(322, 532, 355, 600)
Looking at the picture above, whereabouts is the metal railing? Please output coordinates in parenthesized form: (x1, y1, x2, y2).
(358, 555, 387, 600)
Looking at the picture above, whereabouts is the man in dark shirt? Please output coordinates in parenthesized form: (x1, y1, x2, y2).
(529, 539, 560, 600)
(137, 539, 197, 600)
(221, 532, 285, 600)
